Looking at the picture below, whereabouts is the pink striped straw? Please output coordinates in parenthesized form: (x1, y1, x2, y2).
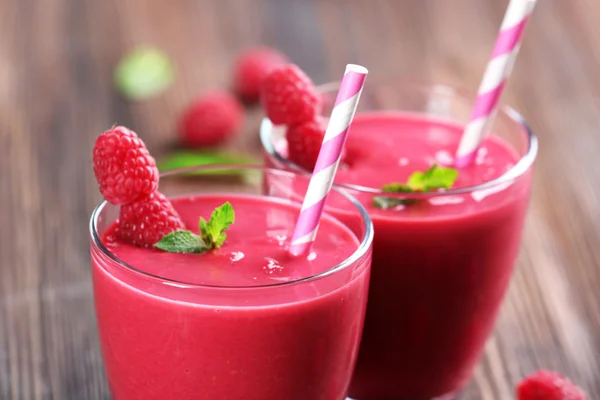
(455, 0, 537, 168)
(289, 64, 368, 256)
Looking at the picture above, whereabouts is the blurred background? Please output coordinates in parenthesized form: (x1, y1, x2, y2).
(1, 0, 600, 399)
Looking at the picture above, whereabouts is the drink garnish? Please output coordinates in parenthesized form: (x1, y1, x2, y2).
(93, 126, 185, 248)
(373, 165, 458, 209)
(155, 202, 235, 253)
(93, 126, 160, 205)
(119, 191, 185, 248)
(260, 64, 322, 126)
(285, 117, 329, 171)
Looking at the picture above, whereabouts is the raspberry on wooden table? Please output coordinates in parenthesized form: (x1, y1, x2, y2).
(233, 47, 288, 102)
(93, 126, 159, 205)
(517, 370, 587, 400)
(119, 191, 185, 248)
(179, 91, 244, 147)
(260, 64, 321, 126)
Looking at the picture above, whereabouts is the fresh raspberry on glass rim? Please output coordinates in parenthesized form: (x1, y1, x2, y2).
(92, 125, 185, 248)
(260, 63, 322, 126)
(92, 126, 159, 205)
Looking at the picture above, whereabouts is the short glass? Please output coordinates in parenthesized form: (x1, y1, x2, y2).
(261, 80, 537, 399)
(89, 165, 374, 400)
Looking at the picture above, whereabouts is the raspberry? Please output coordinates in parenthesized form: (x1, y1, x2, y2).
(179, 91, 244, 147)
(286, 117, 327, 171)
(260, 64, 321, 126)
(233, 47, 288, 102)
(93, 126, 159, 205)
(119, 191, 185, 248)
(517, 370, 587, 400)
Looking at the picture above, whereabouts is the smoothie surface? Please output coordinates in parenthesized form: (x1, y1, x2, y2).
(102, 195, 360, 287)
(337, 112, 519, 190)
(273, 112, 524, 219)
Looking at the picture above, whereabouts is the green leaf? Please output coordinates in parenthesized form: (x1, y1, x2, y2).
(372, 196, 415, 209)
(158, 151, 259, 177)
(407, 165, 458, 192)
(214, 232, 228, 248)
(114, 47, 174, 101)
(198, 217, 210, 239)
(382, 182, 412, 193)
(200, 202, 235, 248)
(155, 203, 236, 254)
(372, 165, 459, 209)
(154, 230, 207, 253)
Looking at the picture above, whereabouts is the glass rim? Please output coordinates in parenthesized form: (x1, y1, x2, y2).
(89, 164, 374, 290)
(260, 80, 538, 199)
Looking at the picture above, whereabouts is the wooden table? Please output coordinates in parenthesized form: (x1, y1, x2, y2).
(2, 0, 599, 398)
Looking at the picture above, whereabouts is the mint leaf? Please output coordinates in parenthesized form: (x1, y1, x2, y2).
(407, 165, 458, 192)
(200, 202, 235, 248)
(155, 202, 235, 253)
(372, 196, 413, 209)
(154, 230, 207, 253)
(198, 217, 210, 240)
(372, 182, 416, 209)
(373, 165, 458, 209)
(382, 183, 412, 193)
(159, 151, 258, 171)
(114, 47, 174, 101)
(158, 151, 259, 183)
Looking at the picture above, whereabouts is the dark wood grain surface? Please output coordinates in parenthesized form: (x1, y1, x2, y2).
(1, 0, 600, 399)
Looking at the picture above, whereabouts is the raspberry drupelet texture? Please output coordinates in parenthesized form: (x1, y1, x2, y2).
(119, 191, 185, 248)
(286, 117, 328, 171)
(93, 126, 159, 205)
(260, 64, 322, 126)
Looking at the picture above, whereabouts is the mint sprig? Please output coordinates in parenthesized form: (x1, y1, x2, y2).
(199, 202, 234, 248)
(154, 202, 235, 253)
(154, 230, 208, 253)
(373, 165, 459, 209)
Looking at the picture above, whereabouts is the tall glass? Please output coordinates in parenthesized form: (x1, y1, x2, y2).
(89, 165, 373, 400)
(261, 80, 537, 399)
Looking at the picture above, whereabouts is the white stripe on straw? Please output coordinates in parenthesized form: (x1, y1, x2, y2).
(289, 64, 368, 256)
(455, 0, 536, 168)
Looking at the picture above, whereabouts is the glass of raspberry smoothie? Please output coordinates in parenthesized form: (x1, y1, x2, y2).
(260, 79, 537, 399)
(90, 165, 373, 400)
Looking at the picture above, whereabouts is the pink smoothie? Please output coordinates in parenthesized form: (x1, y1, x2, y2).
(91, 194, 371, 400)
(265, 112, 533, 399)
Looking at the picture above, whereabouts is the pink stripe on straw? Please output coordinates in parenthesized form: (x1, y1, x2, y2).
(313, 129, 348, 173)
(335, 71, 368, 105)
(490, 17, 530, 58)
(455, 0, 536, 168)
(289, 64, 368, 256)
(289, 201, 325, 240)
(469, 81, 506, 121)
